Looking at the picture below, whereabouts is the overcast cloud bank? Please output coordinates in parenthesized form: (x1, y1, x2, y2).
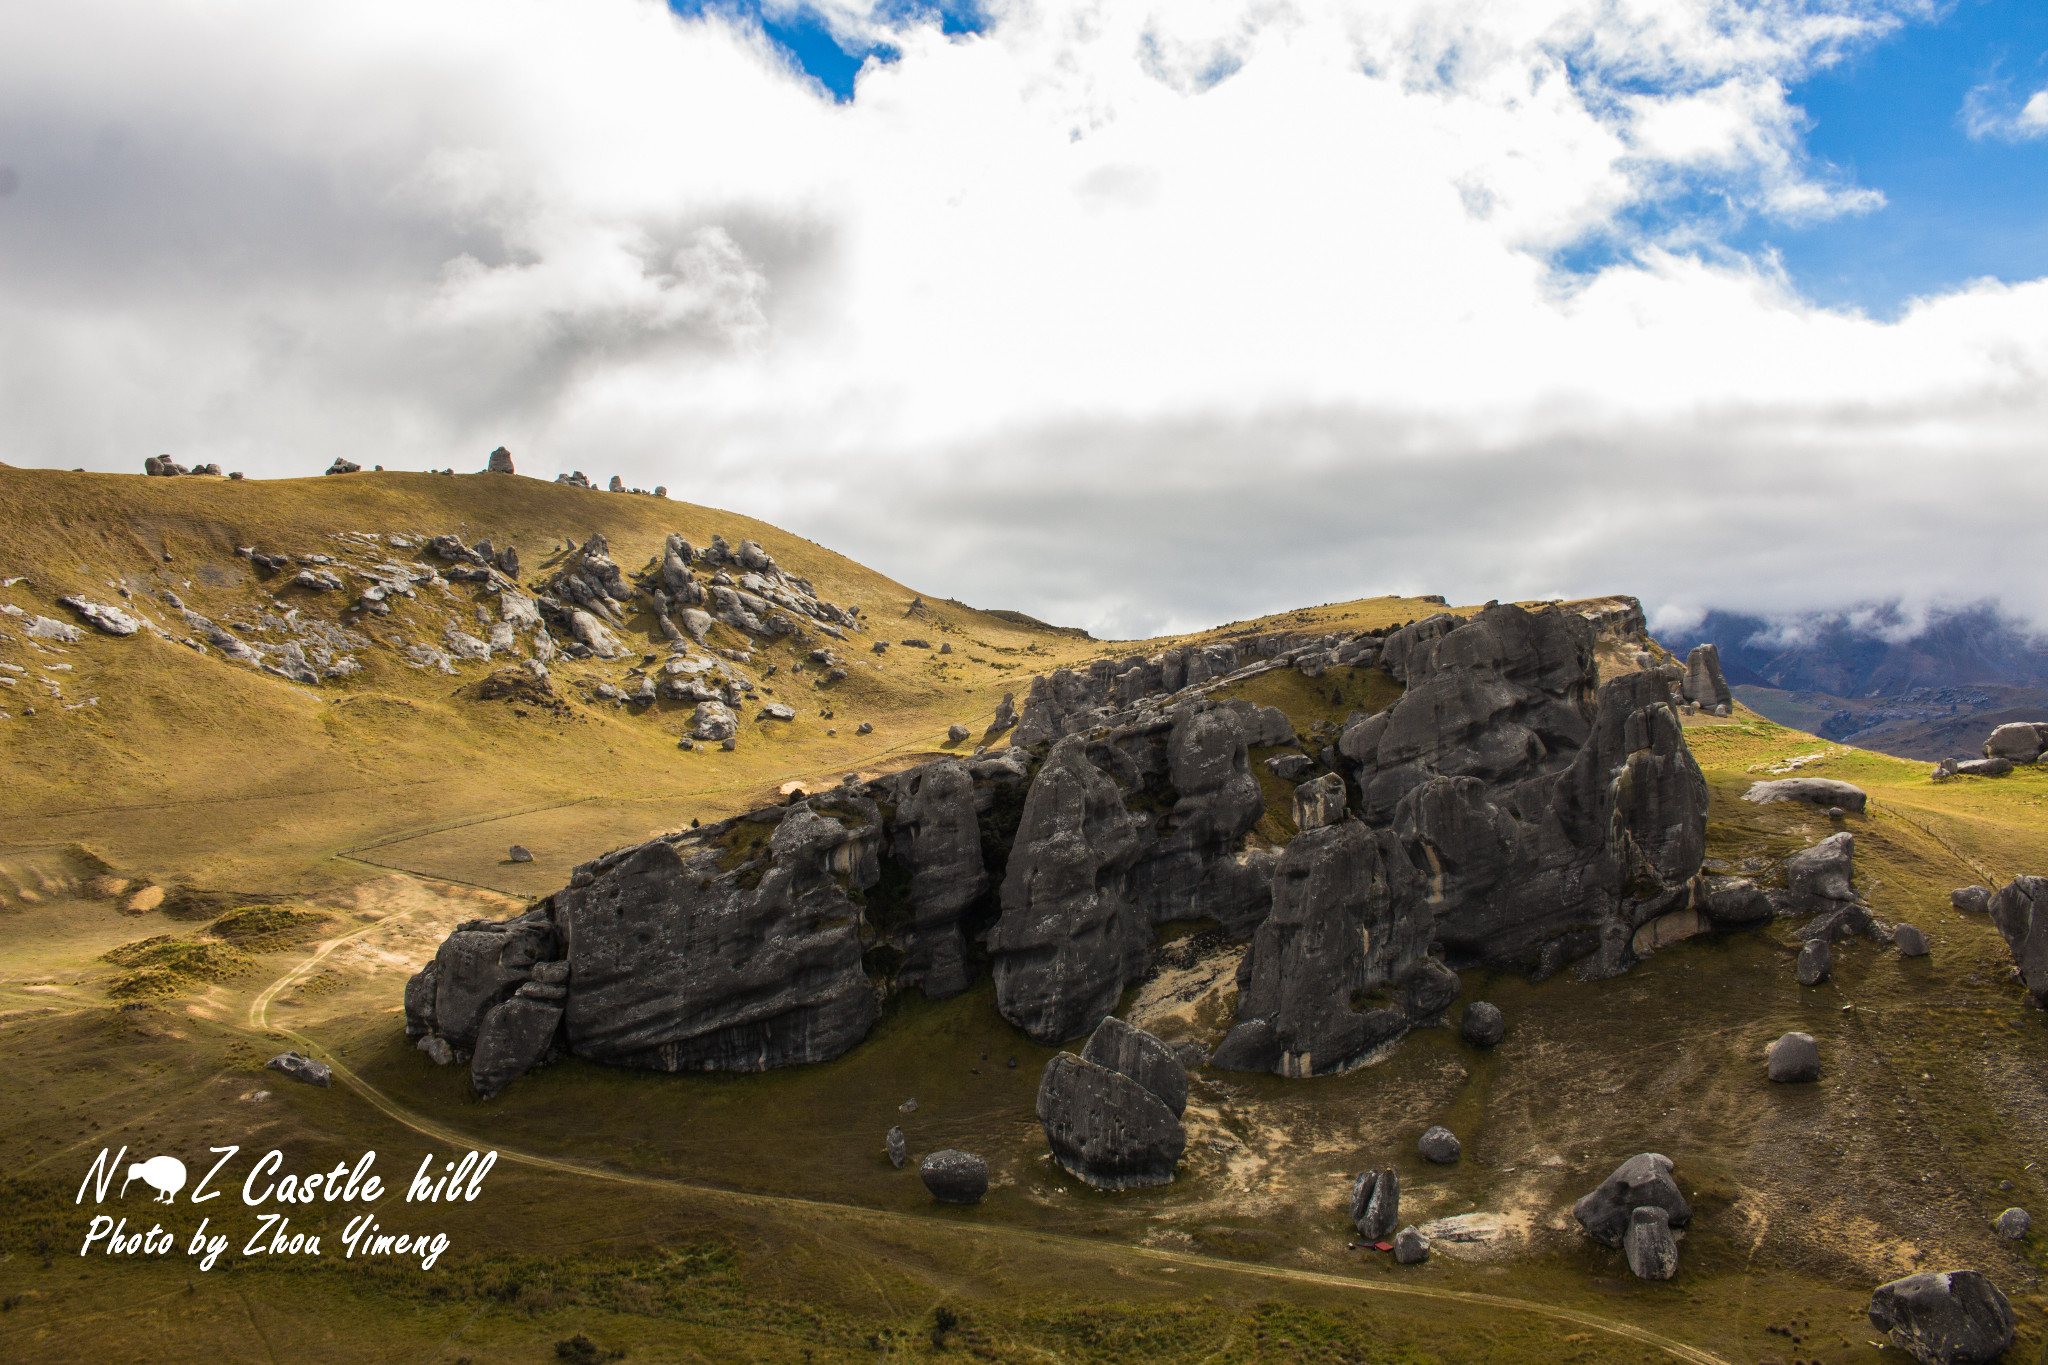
(0, 0, 2040, 639)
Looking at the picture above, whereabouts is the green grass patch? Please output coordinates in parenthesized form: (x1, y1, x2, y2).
(206, 903, 332, 950)
(100, 934, 254, 998)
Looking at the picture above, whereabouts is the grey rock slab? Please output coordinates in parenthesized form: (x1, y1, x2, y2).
(265, 1051, 332, 1088)
(471, 996, 562, 1098)
(1767, 1031, 1820, 1083)
(1393, 1225, 1430, 1264)
(1895, 923, 1930, 957)
(1624, 1206, 1679, 1281)
(1742, 777, 1868, 813)
(1079, 1015, 1189, 1118)
(1955, 757, 2014, 777)
(509, 845, 533, 863)
(1291, 772, 1347, 831)
(1573, 1153, 1690, 1248)
(919, 1149, 989, 1204)
(1418, 1125, 1461, 1164)
(1786, 832, 1857, 909)
(1952, 886, 1991, 914)
(1264, 753, 1314, 780)
(59, 596, 142, 636)
(1868, 1270, 2015, 1365)
(1983, 722, 2048, 764)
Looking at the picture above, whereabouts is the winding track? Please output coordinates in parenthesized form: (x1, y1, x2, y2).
(247, 903, 1735, 1365)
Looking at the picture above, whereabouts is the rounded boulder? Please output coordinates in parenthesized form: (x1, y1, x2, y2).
(1460, 1001, 1506, 1047)
(1868, 1270, 2015, 1365)
(919, 1149, 990, 1205)
(1796, 938, 1831, 987)
(1995, 1208, 2030, 1240)
(1894, 923, 1930, 957)
(1767, 1031, 1820, 1084)
(1418, 1125, 1462, 1164)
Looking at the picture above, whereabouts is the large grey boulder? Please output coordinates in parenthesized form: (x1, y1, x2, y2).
(1393, 1225, 1430, 1264)
(1894, 923, 1930, 957)
(1680, 643, 1732, 714)
(265, 1051, 332, 1087)
(692, 700, 738, 742)
(58, 596, 142, 636)
(1867, 1271, 2015, 1365)
(1741, 777, 1868, 814)
(1984, 722, 2048, 764)
(486, 446, 515, 474)
(1350, 1168, 1400, 1240)
(1036, 1052, 1186, 1190)
(1987, 876, 2048, 1002)
(409, 907, 556, 1051)
(1955, 757, 2014, 777)
(986, 737, 1149, 1044)
(1995, 1208, 2030, 1240)
(471, 996, 561, 1098)
(1767, 1031, 1819, 1082)
(1080, 1015, 1188, 1118)
(1625, 1206, 1679, 1280)
(1292, 772, 1347, 830)
(920, 1150, 989, 1204)
(1785, 832, 1858, 913)
(1573, 1153, 1690, 1248)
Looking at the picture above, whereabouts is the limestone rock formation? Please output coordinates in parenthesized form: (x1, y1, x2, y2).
(486, 446, 515, 474)
(1868, 1271, 2015, 1365)
(1953, 886, 1991, 914)
(1573, 1153, 1690, 1248)
(1393, 1226, 1430, 1264)
(1035, 1038, 1187, 1191)
(986, 736, 1149, 1044)
(266, 1052, 332, 1087)
(1767, 1031, 1819, 1082)
(876, 757, 988, 999)
(1987, 877, 2048, 1002)
(471, 996, 561, 1098)
(919, 1150, 989, 1204)
(1680, 642, 1733, 715)
(59, 596, 142, 636)
(1995, 1208, 2030, 1240)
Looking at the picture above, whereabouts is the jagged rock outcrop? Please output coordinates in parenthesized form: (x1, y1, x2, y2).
(1681, 642, 1732, 714)
(986, 736, 1149, 1044)
(1350, 1168, 1399, 1240)
(1035, 1017, 1187, 1189)
(1868, 1271, 2015, 1365)
(875, 758, 988, 999)
(1988, 877, 2048, 1002)
(1337, 605, 1709, 981)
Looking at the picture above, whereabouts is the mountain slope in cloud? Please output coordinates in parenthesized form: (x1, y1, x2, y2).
(1658, 603, 2048, 697)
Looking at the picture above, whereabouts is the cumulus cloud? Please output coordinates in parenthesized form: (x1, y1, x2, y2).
(0, 0, 2041, 638)
(1962, 76, 2048, 142)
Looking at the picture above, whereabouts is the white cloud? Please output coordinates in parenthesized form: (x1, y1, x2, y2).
(1962, 78, 2048, 142)
(0, 0, 2041, 638)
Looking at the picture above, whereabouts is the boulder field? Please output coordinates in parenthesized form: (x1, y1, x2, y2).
(406, 601, 1725, 1096)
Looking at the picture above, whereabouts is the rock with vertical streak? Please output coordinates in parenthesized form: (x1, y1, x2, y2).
(1350, 1168, 1400, 1240)
(1624, 1206, 1679, 1280)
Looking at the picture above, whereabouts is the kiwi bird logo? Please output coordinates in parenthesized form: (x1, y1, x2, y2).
(121, 1154, 187, 1203)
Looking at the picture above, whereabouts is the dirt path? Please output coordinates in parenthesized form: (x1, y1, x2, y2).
(245, 900, 1735, 1365)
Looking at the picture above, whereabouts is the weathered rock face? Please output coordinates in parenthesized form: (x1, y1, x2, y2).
(1988, 877, 2048, 1002)
(1214, 819, 1441, 1077)
(1350, 1168, 1400, 1240)
(986, 736, 1150, 1044)
(1574, 1153, 1691, 1248)
(1785, 832, 1857, 911)
(1868, 1271, 2015, 1365)
(471, 996, 561, 1098)
(1953, 886, 1991, 914)
(1394, 1226, 1430, 1264)
(1681, 643, 1732, 714)
(876, 758, 988, 999)
(486, 446, 515, 474)
(1337, 605, 1709, 982)
(1081, 1016, 1189, 1118)
(1035, 1048, 1186, 1190)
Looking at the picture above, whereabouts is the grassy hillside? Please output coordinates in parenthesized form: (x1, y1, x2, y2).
(6, 467, 2048, 1364)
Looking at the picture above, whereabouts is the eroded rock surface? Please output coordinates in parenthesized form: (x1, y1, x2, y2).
(1574, 1153, 1690, 1248)
(1868, 1271, 2015, 1365)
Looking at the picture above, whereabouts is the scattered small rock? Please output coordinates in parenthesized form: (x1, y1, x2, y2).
(1767, 1031, 1820, 1083)
(1996, 1208, 2030, 1240)
(1393, 1225, 1430, 1264)
(509, 845, 533, 863)
(1894, 923, 1930, 957)
(416, 1035, 455, 1066)
(1418, 1125, 1461, 1164)
(947, 723, 970, 742)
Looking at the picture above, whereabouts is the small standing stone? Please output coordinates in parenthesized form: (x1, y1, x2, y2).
(1418, 1125, 1461, 1164)
(1625, 1206, 1679, 1280)
(1350, 1169, 1400, 1240)
(886, 1126, 908, 1170)
(509, 845, 533, 863)
(1767, 1031, 1820, 1083)
(1393, 1225, 1430, 1264)
(1796, 938, 1831, 986)
(1894, 923, 1930, 957)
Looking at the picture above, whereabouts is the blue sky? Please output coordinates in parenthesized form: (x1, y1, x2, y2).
(693, 0, 2048, 319)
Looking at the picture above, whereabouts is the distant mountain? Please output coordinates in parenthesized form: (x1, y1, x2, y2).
(1657, 604, 2048, 698)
